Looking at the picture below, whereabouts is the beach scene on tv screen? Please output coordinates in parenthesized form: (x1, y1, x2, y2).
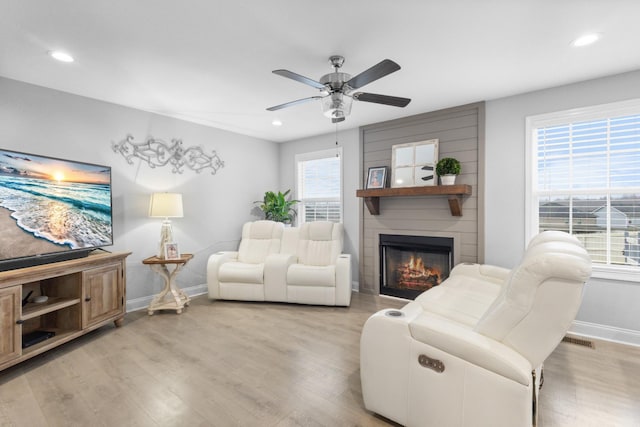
(0, 149, 112, 261)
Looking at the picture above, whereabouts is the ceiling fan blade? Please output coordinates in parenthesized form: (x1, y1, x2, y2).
(332, 116, 346, 123)
(353, 92, 411, 107)
(346, 59, 401, 89)
(266, 96, 323, 111)
(272, 69, 326, 90)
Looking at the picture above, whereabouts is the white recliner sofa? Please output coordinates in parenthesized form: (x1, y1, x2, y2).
(207, 220, 351, 306)
(360, 231, 592, 427)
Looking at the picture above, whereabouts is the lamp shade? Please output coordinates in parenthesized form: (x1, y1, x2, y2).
(149, 193, 183, 218)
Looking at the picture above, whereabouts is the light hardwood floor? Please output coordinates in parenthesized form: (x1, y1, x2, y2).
(0, 292, 639, 426)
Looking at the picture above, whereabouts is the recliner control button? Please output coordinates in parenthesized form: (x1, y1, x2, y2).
(418, 354, 445, 373)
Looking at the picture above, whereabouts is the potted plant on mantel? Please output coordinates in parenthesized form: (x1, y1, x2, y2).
(436, 157, 461, 185)
(255, 190, 299, 225)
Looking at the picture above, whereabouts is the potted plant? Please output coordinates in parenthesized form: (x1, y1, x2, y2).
(436, 157, 461, 185)
(255, 189, 299, 224)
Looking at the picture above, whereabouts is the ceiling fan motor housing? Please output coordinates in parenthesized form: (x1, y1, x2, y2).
(320, 72, 352, 93)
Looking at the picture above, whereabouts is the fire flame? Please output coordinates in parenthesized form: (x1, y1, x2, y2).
(398, 255, 442, 288)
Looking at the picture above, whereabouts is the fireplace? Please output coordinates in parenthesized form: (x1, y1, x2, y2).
(379, 234, 453, 300)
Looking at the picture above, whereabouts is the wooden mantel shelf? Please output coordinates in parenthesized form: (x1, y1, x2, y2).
(356, 185, 472, 216)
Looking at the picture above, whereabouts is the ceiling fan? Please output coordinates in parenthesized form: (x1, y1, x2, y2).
(267, 55, 411, 123)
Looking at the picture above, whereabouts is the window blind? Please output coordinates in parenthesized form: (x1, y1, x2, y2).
(533, 109, 640, 268)
(296, 150, 342, 224)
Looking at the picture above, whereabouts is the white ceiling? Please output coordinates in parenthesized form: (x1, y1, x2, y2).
(2, 1, 639, 143)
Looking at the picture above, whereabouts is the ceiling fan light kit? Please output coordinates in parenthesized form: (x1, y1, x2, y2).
(322, 92, 352, 122)
(267, 55, 411, 122)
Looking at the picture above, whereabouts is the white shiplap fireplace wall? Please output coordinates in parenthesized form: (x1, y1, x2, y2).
(359, 102, 485, 294)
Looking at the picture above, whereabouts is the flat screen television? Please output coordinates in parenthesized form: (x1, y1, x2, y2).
(0, 148, 113, 271)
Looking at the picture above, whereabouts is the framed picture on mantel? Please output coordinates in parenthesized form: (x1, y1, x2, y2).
(391, 139, 439, 187)
(366, 166, 388, 189)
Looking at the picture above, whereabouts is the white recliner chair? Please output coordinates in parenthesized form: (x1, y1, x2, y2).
(285, 221, 351, 306)
(360, 231, 592, 427)
(208, 220, 284, 301)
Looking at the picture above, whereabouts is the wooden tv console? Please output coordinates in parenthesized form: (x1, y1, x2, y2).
(0, 251, 131, 372)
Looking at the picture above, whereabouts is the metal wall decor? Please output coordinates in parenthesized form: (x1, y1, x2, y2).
(112, 134, 224, 175)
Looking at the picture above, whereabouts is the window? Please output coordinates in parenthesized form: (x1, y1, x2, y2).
(526, 99, 640, 277)
(296, 148, 342, 224)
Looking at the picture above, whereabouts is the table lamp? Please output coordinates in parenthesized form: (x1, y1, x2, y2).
(149, 192, 183, 258)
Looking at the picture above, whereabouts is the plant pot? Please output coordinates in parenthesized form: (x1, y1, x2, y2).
(440, 175, 456, 185)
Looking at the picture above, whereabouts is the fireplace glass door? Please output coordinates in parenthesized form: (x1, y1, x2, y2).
(380, 235, 453, 300)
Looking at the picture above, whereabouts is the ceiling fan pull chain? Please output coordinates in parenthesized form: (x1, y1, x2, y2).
(335, 123, 339, 157)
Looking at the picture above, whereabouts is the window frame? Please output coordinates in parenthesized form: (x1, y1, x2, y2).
(294, 147, 343, 225)
(525, 98, 640, 282)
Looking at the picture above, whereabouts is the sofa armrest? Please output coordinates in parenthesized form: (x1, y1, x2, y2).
(450, 263, 511, 285)
(207, 251, 238, 299)
(264, 253, 297, 302)
(408, 311, 532, 385)
(335, 253, 352, 306)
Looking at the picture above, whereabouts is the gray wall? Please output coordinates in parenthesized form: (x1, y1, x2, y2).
(278, 127, 360, 287)
(485, 69, 640, 345)
(359, 103, 484, 294)
(0, 77, 279, 308)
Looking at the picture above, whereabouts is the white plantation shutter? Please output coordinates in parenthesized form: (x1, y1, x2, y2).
(528, 99, 640, 271)
(296, 148, 342, 224)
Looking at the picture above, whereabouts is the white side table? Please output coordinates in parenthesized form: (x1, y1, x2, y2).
(143, 253, 193, 315)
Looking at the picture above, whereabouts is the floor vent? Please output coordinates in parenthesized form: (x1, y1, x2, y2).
(562, 336, 595, 349)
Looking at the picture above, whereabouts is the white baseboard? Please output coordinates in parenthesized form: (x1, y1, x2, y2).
(569, 320, 640, 347)
(126, 283, 208, 312)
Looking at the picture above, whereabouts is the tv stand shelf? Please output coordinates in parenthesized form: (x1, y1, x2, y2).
(21, 297, 81, 320)
(22, 329, 76, 356)
(356, 185, 472, 216)
(0, 251, 131, 371)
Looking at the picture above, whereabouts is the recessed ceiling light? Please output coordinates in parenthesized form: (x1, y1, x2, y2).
(49, 50, 74, 62)
(272, 119, 283, 126)
(572, 33, 600, 47)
